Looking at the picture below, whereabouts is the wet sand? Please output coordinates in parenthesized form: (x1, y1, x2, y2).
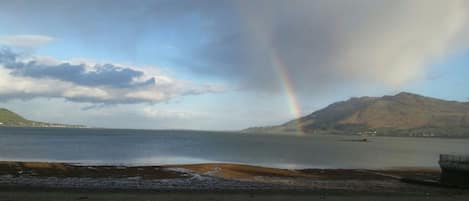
(0, 161, 468, 200)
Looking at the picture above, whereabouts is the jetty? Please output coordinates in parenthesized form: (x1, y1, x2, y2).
(439, 154, 469, 187)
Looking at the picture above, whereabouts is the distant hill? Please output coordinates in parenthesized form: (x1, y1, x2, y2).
(0, 108, 85, 128)
(244, 92, 469, 137)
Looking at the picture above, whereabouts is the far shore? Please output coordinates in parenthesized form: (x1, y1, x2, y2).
(3, 126, 469, 139)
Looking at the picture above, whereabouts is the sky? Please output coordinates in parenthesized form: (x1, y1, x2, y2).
(0, 0, 469, 130)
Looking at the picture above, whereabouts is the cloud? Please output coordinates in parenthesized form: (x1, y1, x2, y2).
(0, 48, 224, 104)
(188, 0, 469, 95)
(142, 107, 200, 119)
(0, 35, 54, 48)
(2, 49, 155, 88)
(1, 1, 468, 98)
(60, 0, 462, 96)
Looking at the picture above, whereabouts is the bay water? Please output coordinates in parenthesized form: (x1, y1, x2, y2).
(1, 127, 468, 169)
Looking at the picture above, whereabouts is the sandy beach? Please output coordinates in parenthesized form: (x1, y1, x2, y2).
(0, 161, 468, 200)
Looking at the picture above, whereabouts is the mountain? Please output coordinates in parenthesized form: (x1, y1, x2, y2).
(244, 92, 469, 137)
(0, 108, 85, 128)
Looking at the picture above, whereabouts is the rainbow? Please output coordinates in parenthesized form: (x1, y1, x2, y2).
(236, 8, 304, 134)
(270, 49, 304, 134)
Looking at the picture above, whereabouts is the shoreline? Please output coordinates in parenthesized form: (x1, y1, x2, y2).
(1, 161, 468, 200)
(0, 161, 448, 189)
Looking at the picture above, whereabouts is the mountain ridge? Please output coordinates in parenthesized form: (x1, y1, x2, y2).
(244, 92, 469, 137)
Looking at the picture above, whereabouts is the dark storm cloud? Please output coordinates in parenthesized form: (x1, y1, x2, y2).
(1, 0, 468, 97)
(191, 0, 469, 95)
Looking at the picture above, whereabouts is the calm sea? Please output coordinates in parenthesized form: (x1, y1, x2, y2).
(0, 127, 468, 169)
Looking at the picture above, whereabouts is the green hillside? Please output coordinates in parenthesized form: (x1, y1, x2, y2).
(0, 108, 84, 128)
(244, 92, 469, 137)
(0, 108, 33, 126)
